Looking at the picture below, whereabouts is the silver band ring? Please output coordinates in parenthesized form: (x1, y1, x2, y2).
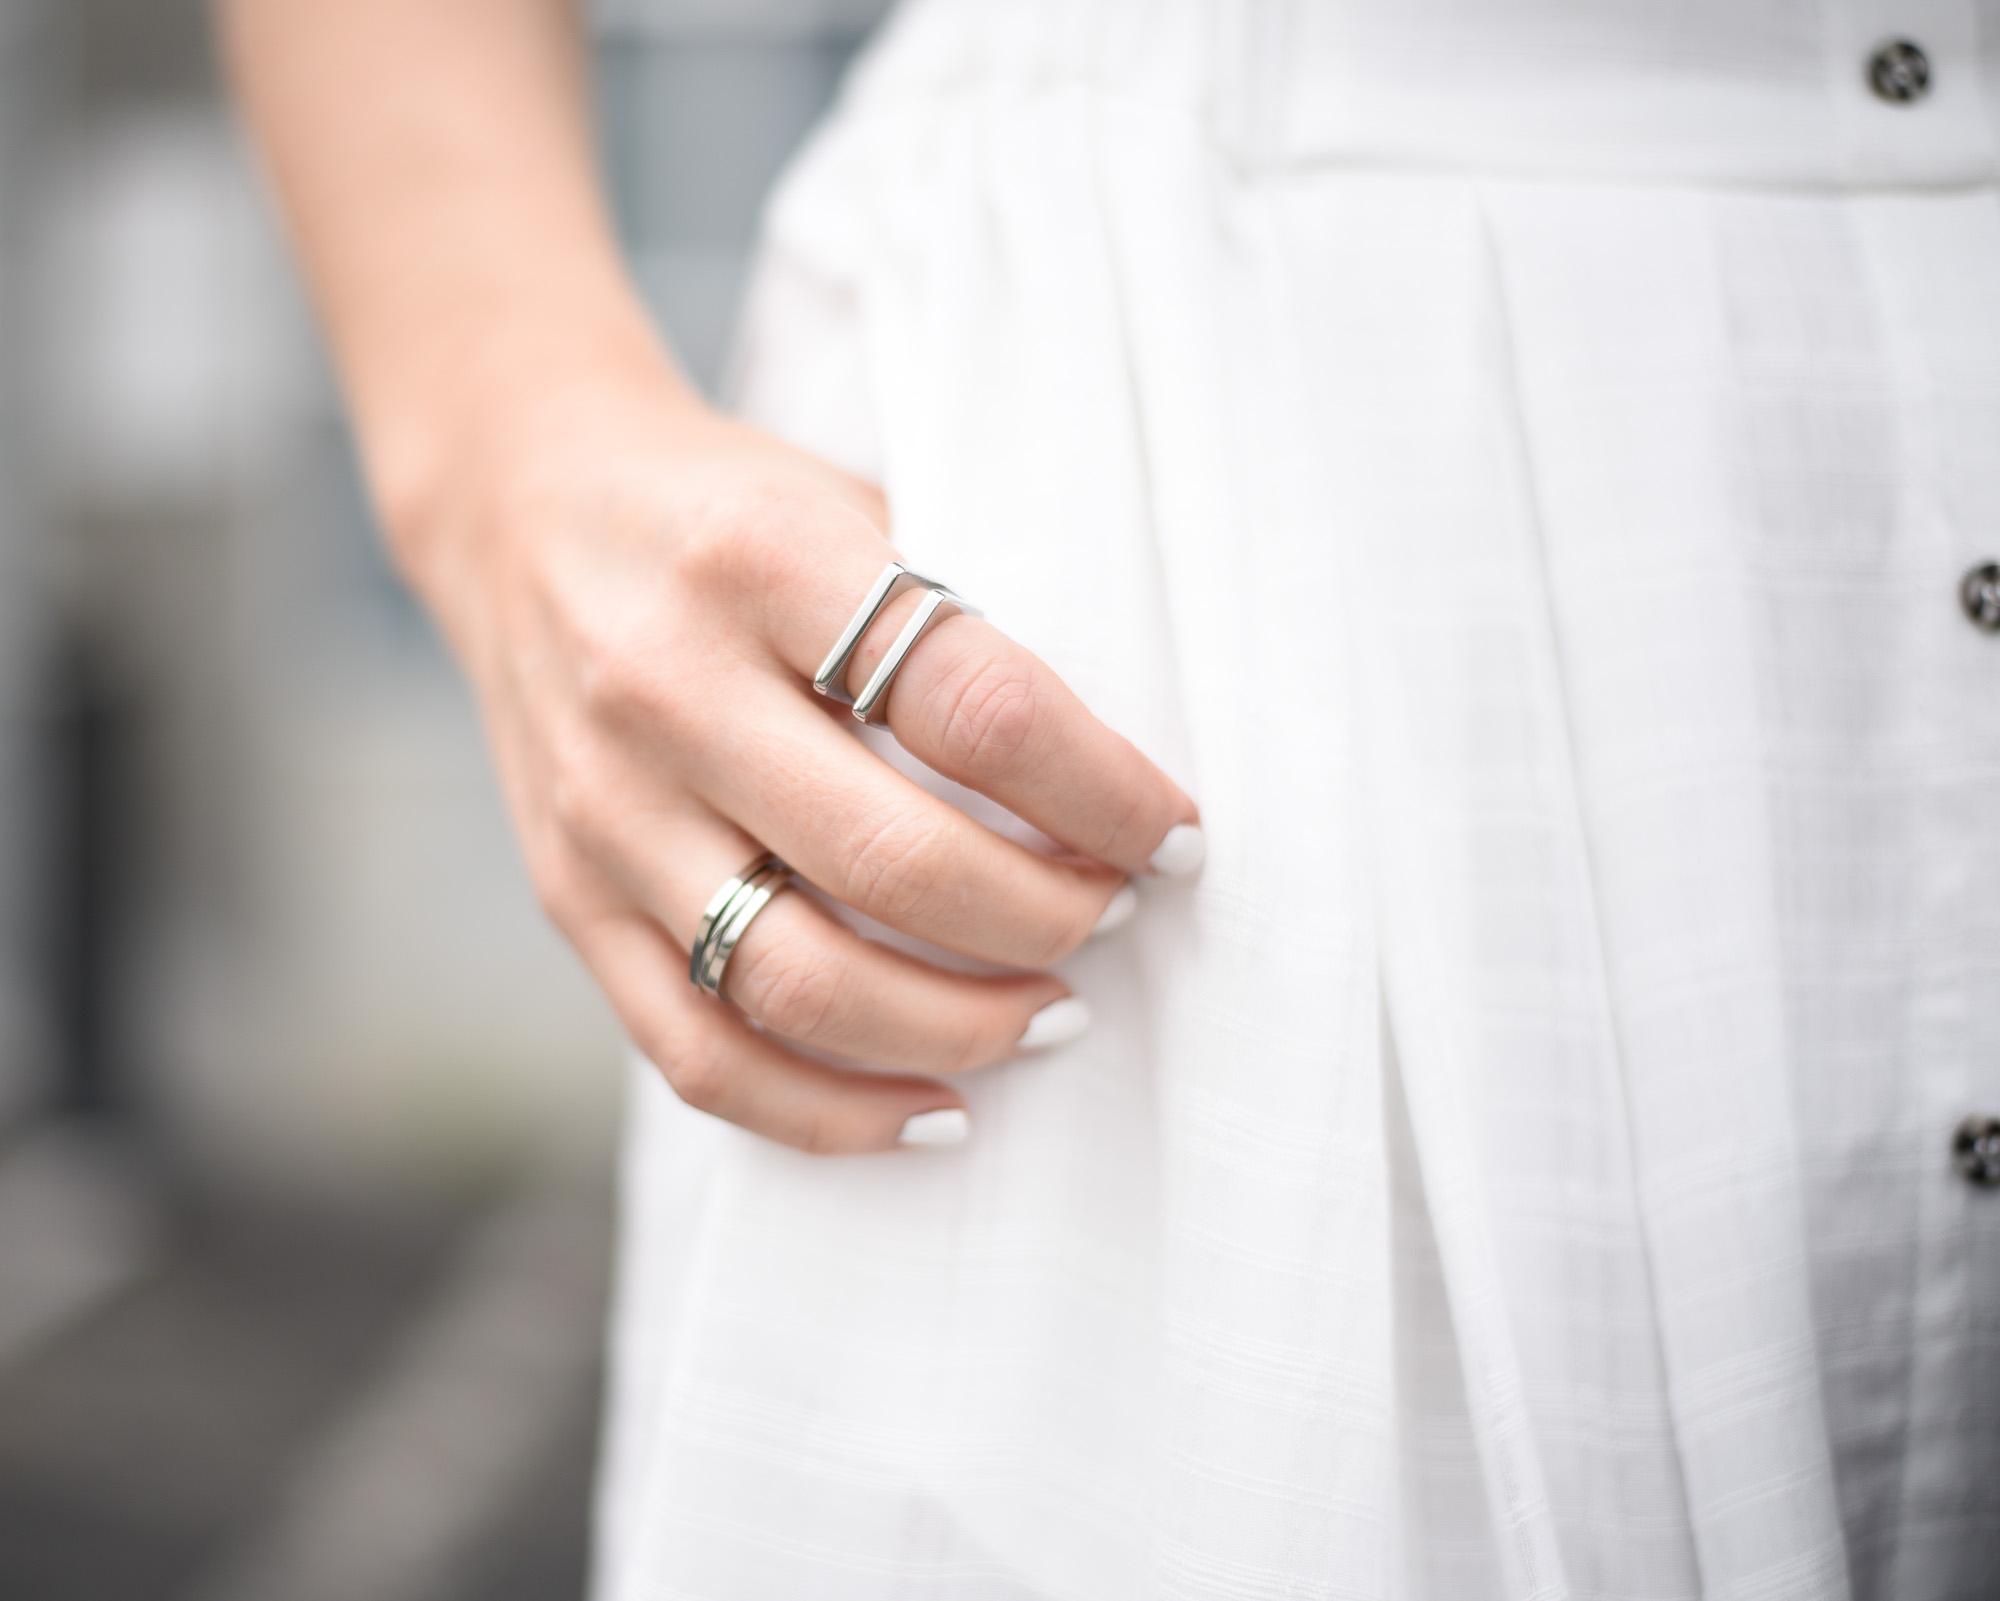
(814, 560, 981, 722)
(689, 853, 792, 997)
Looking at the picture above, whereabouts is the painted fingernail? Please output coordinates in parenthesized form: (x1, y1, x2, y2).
(1149, 823, 1206, 878)
(899, 1108, 970, 1147)
(1090, 883, 1138, 938)
(1018, 996, 1092, 1051)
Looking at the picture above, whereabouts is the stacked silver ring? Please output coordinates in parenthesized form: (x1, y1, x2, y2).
(814, 560, 982, 722)
(689, 853, 792, 996)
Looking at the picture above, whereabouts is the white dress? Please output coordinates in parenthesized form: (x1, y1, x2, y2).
(591, 3, 2000, 1597)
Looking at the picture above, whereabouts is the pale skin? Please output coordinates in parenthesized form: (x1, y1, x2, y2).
(218, 0, 1201, 1153)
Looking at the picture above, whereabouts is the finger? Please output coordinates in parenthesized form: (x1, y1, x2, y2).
(858, 611, 1200, 877)
(576, 904, 969, 1154)
(725, 893, 1084, 1072)
(693, 678, 1132, 969)
(603, 806, 1087, 1073)
(719, 510, 1201, 878)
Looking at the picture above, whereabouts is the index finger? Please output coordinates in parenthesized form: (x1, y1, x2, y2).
(855, 611, 1202, 878)
(739, 519, 1202, 878)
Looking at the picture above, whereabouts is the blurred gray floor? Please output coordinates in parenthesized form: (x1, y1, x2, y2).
(0, 1148, 610, 1601)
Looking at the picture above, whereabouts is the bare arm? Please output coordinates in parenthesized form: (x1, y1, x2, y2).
(220, 0, 677, 552)
(220, 0, 1202, 1153)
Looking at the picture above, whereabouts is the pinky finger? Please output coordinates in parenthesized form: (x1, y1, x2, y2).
(579, 909, 969, 1154)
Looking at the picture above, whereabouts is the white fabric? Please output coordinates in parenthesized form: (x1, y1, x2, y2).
(592, 3, 2000, 1596)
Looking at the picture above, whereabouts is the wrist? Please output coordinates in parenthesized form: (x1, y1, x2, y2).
(358, 302, 708, 594)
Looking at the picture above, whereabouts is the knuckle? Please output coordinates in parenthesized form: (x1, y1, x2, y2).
(841, 809, 959, 927)
(574, 635, 685, 738)
(676, 477, 809, 599)
(674, 509, 746, 593)
(1091, 786, 1155, 865)
(1028, 919, 1086, 971)
(795, 1107, 847, 1157)
(925, 653, 1044, 781)
(1012, 892, 1099, 971)
(570, 641, 632, 722)
(659, 1039, 729, 1114)
(546, 756, 615, 853)
(849, 480, 889, 531)
(732, 927, 850, 1041)
(525, 845, 589, 932)
(935, 1029, 990, 1077)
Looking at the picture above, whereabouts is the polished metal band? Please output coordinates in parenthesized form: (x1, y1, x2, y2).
(689, 853, 791, 997)
(813, 560, 981, 722)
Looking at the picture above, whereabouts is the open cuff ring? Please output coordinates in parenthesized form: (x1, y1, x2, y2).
(813, 560, 982, 722)
(689, 853, 792, 997)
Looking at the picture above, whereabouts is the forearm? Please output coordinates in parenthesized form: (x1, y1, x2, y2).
(218, 0, 702, 578)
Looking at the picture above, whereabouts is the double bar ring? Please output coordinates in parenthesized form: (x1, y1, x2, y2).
(814, 561, 982, 722)
(689, 853, 792, 997)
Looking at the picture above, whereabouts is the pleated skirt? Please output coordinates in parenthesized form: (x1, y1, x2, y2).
(593, 3, 2000, 1596)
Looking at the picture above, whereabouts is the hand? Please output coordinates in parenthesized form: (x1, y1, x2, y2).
(405, 391, 1202, 1154)
(219, 0, 1201, 1152)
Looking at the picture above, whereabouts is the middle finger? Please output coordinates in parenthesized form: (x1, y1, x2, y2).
(614, 807, 1098, 1072)
(695, 676, 1129, 969)
(724, 892, 1086, 1073)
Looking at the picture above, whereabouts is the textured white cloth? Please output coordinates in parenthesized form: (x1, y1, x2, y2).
(592, 3, 2000, 1597)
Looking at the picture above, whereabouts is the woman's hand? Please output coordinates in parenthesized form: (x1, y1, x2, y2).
(417, 394, 1200, 1152)
(219, 0, 1199, 1151)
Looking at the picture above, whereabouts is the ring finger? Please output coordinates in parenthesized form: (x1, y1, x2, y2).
(623, 805, 1094, 1074)
(577, 905, 965, 1153)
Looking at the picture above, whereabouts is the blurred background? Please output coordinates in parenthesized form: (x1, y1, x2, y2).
(0, 1, 887, 1596)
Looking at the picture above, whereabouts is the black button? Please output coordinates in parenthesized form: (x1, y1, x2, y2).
(1868, 40, 1932, 103)
(1963, 562, 2000, 632)
(1953, 1115, 2000, 1187)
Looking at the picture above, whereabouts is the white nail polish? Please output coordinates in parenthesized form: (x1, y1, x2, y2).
(898, 1108, 970, 1146)
(1090, 883, 1138, 937)
(1148, 823, 1206, 878)
(1018, 996, 1091, 1051)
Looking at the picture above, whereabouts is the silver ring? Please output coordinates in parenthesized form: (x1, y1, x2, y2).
(813, 560, 981, 722)
(689, 853, 792, 997)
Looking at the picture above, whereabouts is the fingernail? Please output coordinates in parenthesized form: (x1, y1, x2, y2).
(898, 1108, 970, 1147)
(1089, 883, 1138, 938)
(1018, 996, 1091, 1051)
(1149, 823, 1206, 878)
